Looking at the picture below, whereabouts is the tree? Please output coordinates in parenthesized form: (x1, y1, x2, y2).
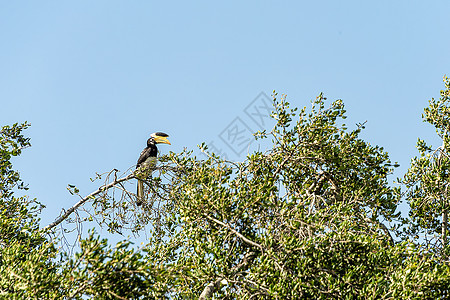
(161, 93, 401, 298)
(145, 92, 449, 299)
(0, 123, 171, 299)
(3, 80, 450, 299)
(0, 122, 63, 298)
(402, 76, 450, 256)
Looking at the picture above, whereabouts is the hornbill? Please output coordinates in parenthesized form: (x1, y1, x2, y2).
(136, 132, 170, 206)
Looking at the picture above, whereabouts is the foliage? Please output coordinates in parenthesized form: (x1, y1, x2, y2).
(0, 123, 63, 298)
(63, 230, 174, 299)
(402, 76, 450, 254)
(2, 79, 450, 298)
(0, 122, 31, 199)
(153, 93, 400, 298)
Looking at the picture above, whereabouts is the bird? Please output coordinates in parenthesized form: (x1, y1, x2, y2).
(136, 132, 170, 206)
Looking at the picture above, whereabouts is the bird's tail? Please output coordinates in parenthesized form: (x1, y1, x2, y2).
(136, 179, 144, 206)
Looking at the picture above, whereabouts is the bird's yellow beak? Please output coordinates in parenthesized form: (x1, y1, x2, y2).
(154, 136, 171, 145)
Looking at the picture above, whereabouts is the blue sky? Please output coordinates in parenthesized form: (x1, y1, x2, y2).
(1, 1, 450, 231)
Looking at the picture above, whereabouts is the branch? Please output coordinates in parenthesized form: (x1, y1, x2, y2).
(68, 282, 89, 299)
(199, 217, 273, 299)
(107, 290, 128, 300)
(198, 278, 223, 300)
(205, 215, 263, 251)
(42, 172, 136, 232)
(199, 216, 264, 299)
(199, 251, 256, 300)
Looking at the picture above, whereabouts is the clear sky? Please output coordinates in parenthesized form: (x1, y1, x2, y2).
(1, 1, 450, 230)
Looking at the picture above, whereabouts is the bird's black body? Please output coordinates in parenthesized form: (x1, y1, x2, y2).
(136, 138, 158, 169)
(136, 132, 170, 206)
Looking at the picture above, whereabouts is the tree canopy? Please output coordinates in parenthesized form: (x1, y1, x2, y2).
(2, 77, 450, 299)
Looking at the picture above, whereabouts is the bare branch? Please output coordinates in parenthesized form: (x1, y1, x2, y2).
(42, 172, 136, 232)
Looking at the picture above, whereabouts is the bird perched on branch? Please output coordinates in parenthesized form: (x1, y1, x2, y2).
(136, 132, 170, 206)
